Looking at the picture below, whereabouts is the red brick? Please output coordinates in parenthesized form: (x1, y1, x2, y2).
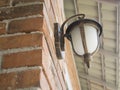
(0, 4, 43, 21)
(0, 22, 6, 34)
(0, 0, 10, 7)
(43, 19, 66, 90)
(0, 69, 42, 89)
(0, 33, 43, 50)
(40, 70, 50, 90)
(16, 69, 40, 88)
(12, 0, 44, 6)
(8, 17, 44, 34)
(42, 36, 62, 90)
(44, 0, 55, 26)
(0, 72, 17, 90)
(2, 49, 42, 69)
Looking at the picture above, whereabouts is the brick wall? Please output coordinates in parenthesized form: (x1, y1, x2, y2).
(0, 0, 81, 90)
(0, 0, 67, 90)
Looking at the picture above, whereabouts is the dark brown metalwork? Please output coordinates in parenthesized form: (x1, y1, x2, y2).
(79, 23, 91, 68)
(59, 14, 102, 68)
(60, 14, 85, 51)
(54, 23, 63, 59)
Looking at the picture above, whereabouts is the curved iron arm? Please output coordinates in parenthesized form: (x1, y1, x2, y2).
(60, 14, 85, 51)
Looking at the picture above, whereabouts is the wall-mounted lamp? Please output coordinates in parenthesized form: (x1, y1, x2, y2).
(54, 14, 102, 68)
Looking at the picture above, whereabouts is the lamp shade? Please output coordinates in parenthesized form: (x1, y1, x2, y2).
(65, 19, 102, 56)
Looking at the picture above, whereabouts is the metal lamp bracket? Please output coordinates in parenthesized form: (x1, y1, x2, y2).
(54, 23, 63, 59)
(60, 14, 85, 51)
(54, 14, 85, 59)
